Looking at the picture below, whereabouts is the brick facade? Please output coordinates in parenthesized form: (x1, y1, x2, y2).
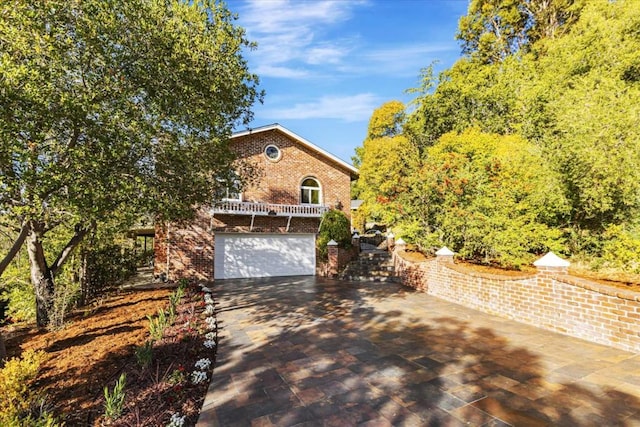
(154, 125, 356, 281)
(393, 250, 640, 353)
(230, 129, 352, 216)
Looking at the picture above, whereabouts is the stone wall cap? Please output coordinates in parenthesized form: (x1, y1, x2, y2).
(327, 239, 338, 246)
(395, 237, 406, 245)
(533, 251, 570, 267)
(436, 246, 455, 256)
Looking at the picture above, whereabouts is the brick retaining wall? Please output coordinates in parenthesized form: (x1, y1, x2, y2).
(393, 250, 640, 353)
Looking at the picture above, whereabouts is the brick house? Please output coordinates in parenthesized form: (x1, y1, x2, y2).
(154, 124, 358, 281)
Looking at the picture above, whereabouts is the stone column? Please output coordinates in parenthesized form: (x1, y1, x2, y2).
(395, 237, 407, 253)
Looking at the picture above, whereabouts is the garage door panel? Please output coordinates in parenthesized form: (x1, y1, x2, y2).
(214, 233, 316, 279)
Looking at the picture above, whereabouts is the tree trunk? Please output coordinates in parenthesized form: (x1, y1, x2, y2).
(0, 333, 6, 367)
(0, 221, 28, 277)
(26, 222, 55, 328)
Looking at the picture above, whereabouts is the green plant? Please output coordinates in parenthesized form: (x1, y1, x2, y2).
(317, 209, 352, 260)
(167, 285, 185, 325)
(166, 366, 186, 386)
(0, 349, 57, 425)
(135, 341, 154, 369)
(147, 308, 169, 341)
(103, 373, 127, 420)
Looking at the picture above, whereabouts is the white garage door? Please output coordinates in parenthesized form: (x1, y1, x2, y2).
(214, 233, 316, 279)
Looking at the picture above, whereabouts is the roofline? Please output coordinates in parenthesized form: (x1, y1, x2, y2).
(232, 124, 359, 178)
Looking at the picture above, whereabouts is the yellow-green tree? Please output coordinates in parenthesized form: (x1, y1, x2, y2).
(353, 101, 419, 228)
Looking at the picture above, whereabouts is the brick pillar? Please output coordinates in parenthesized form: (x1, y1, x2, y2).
(533, 252, 570, 275)
(394, 237, 407, 253)
(327, 239, 339, 277)
(435, 246, 455, 265)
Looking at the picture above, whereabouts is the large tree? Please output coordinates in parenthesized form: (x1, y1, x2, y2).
(0, 0, 262, 326)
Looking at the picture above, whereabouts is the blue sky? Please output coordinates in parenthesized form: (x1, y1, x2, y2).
(229, 0, 470, 164)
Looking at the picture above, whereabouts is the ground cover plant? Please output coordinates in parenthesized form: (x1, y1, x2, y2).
(1, 280, 218, 426)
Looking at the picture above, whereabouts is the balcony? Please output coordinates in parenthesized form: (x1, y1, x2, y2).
(211, 201, 329, 218)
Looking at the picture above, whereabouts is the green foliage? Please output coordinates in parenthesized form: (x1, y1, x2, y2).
(103, 373, 127, 421)
(82, 243, 138, 299)
(457, 0, 586, 63)
(147, 308, 169, 342)
(167, 284, 185, 325)
(0, 0, 262, 326)
(354, 101, 421, 227)
(1, 270, 35, 323)
(388, 0, 640, 271)
(135, 341, 154, 370)
(597, 225, 640, 273)
(317, 210, 352, 261)
(0, 349, 58, 426)
(405, 129, 567, 268)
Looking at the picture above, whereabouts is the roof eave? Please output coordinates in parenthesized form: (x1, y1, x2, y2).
(232, 124, 359, 179)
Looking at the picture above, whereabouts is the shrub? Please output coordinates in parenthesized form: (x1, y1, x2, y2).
(103, 373, 127, 420)
(317, 209, 352, 260)
(0, 349, 58, 426)
(598, 224, 640, 273)
(0, 263, 36, 323)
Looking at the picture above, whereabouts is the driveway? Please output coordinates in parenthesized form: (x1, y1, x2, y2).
(197, 276, 640, 426)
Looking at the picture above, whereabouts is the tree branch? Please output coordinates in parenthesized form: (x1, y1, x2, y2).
(50, 223, 92, 276)
(0, 221, 28, 277)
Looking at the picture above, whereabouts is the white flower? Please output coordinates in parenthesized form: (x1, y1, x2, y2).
(167, 412, 185, 427)
(204, 294, 214, 304)
(205, 332, 215, 341)
(195, 358, 211, 370)
(205, 316, 217, 330)
(200, 285, 212, 293)
(204, 339, 216, 349)
(191, 370, 208, 384)
(204, 304, 215, 315)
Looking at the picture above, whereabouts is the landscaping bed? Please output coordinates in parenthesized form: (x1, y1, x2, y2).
(2, 282, 217, 426)
(397, 249, 640, 292)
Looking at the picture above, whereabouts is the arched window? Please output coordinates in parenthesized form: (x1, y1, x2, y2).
(300, 177, 321, 205)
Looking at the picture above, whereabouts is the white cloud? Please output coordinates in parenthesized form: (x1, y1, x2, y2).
(261, 93, 381, 122)
(236, 0, 365, 78)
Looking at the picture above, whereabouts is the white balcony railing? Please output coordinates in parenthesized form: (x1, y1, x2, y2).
(211, 201, 329, 218)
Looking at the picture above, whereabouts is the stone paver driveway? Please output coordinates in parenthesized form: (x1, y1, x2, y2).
(197, 276, 640, 426)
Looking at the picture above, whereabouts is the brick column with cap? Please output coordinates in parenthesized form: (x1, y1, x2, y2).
(435, 246, 455, 264)
(327, 239, 339, 277)
(533, 251, 570, 275)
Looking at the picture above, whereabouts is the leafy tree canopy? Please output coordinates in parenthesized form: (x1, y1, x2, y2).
(0, 0, 262, 325)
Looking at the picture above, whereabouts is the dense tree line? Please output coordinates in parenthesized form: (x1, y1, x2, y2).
(355, 0, 640, 270)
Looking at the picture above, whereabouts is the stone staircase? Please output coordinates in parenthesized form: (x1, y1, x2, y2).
(338, 249, 400, 282)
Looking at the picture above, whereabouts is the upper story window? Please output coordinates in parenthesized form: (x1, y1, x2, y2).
(300, 177, 321, 205)
(217, 173, 242, 201)
(264, 144, 281, 162)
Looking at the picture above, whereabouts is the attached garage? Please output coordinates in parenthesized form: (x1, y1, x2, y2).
(214, 233, 316, 279)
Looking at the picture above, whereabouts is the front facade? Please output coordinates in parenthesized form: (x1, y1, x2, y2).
(154, 124, 358, 281)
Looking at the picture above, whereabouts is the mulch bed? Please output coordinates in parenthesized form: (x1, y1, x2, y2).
(3, 283, 217, 426)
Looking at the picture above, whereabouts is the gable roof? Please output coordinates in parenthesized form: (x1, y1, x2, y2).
(232, 123, 359, 179)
